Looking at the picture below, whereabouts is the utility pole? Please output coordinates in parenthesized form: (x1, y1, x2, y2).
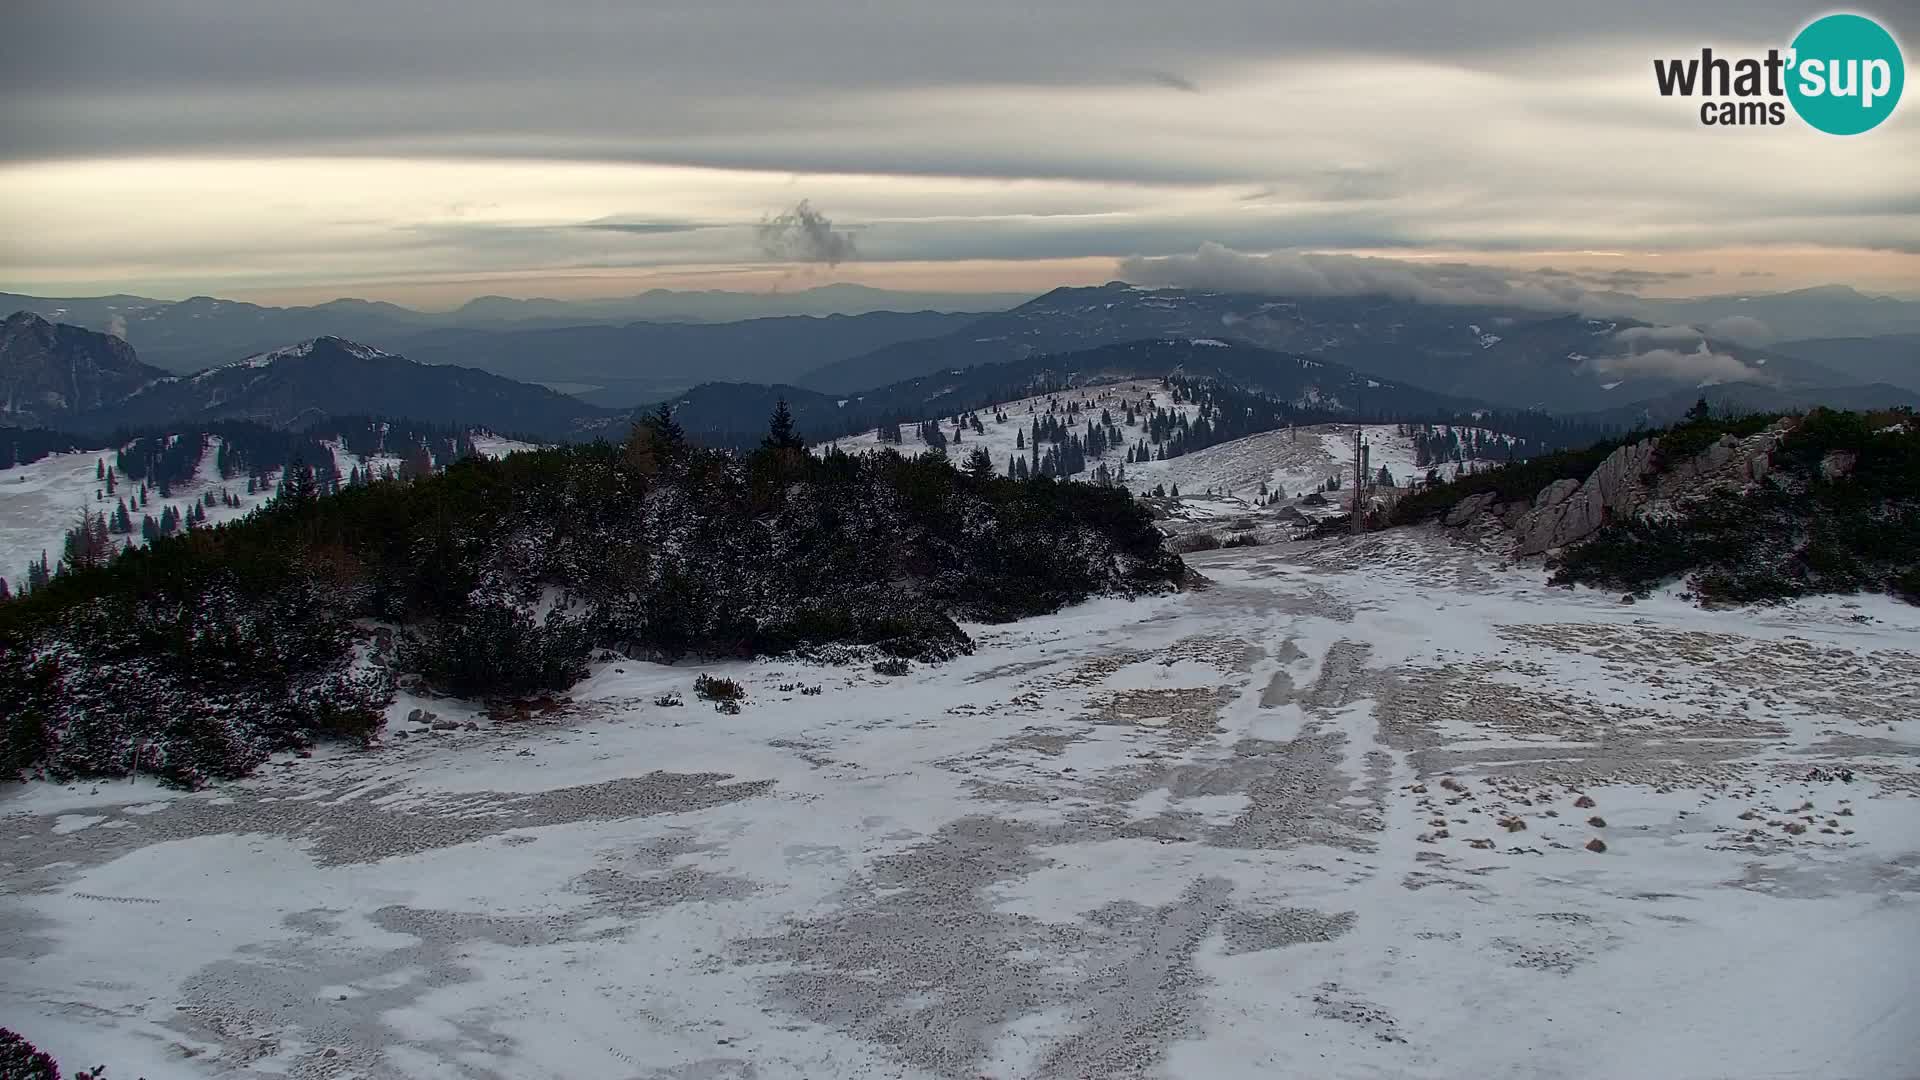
(1351, 426, 1365, 535)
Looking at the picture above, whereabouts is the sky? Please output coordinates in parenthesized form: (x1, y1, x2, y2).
(2, 0, 1917, 308)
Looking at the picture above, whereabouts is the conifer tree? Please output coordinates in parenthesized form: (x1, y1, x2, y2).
(61, 508, 113, 571)
(646, 402, 687, 455)
(763, 398, 805, 451)
(280, 458, 320, 503)
(26, 552, 52, 592)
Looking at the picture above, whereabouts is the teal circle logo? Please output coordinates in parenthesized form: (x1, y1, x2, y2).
(1787, 13, 1904, 135)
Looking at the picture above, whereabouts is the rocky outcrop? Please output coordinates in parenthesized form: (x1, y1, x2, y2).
(1511, 438, 1658, 556)
(0, 311, 168, 428)
(1449, 418, 1797, 558)
(1443, 491, 1497, 527)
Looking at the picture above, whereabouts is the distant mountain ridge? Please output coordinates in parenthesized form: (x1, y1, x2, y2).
(0, 286, 1027, 375)
(1564, 381, 1920, 429)
(445, 283, 1032, 324)
(1635, 286, 1920, 341)
(667, 337, 1528, 448)
(797, 282, 1858, 413)
(98, 336, 619, 439)
(6, 282, 1912, 418)
(0, 316, 617, 440)
(396, 309, 987, 407)
(1768, 333, 1920, 394)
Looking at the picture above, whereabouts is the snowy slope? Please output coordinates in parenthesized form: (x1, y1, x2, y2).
(1, 433, 543, 591)
(0, 437, 275, 589)
(1121, 427, 1340, 504)
(4, 531, 1915, 1078)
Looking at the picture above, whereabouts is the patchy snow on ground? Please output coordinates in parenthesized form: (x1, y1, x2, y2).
(0, 436, 275, 588)
(5, 530, 1915, 1079)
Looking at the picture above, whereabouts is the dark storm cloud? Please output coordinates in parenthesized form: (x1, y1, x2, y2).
(7, 0, 1914, 165)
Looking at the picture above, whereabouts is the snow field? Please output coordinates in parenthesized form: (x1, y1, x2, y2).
(4, 530, 1915, 1078)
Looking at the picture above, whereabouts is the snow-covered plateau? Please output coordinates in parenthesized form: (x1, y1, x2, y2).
(3, 531, 1916, 1079)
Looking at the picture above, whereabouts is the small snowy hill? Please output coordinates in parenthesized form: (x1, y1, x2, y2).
(820, 377, 1196, 476)
(818, 377, 1518, 521)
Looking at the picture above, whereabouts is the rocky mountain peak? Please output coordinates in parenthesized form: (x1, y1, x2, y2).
(1, 312, 168, 427)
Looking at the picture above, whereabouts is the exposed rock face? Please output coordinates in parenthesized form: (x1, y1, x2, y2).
(1443, 492, 1497, 527)
(1485, 419, 1794, 557)
(1535, 478, 1582, 510)
(0, 311, 167, 427)
(1511, 438, 1659, 556)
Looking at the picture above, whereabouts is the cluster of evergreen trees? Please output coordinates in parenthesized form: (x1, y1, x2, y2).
(864, 375, 1578, 490)
(0, 429, 90, 470)
(1403, 423, 1521, 470)
(1, 401, 1185, 787)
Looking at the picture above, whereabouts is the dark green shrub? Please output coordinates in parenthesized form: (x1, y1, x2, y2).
(693, 674, 745, 702)
(400, 604, 592, 699)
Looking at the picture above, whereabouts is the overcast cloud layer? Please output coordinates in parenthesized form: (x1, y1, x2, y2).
(2, 0, 1917, 302)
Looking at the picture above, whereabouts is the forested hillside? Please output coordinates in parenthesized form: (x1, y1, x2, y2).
(0, 407, 1185, 787)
